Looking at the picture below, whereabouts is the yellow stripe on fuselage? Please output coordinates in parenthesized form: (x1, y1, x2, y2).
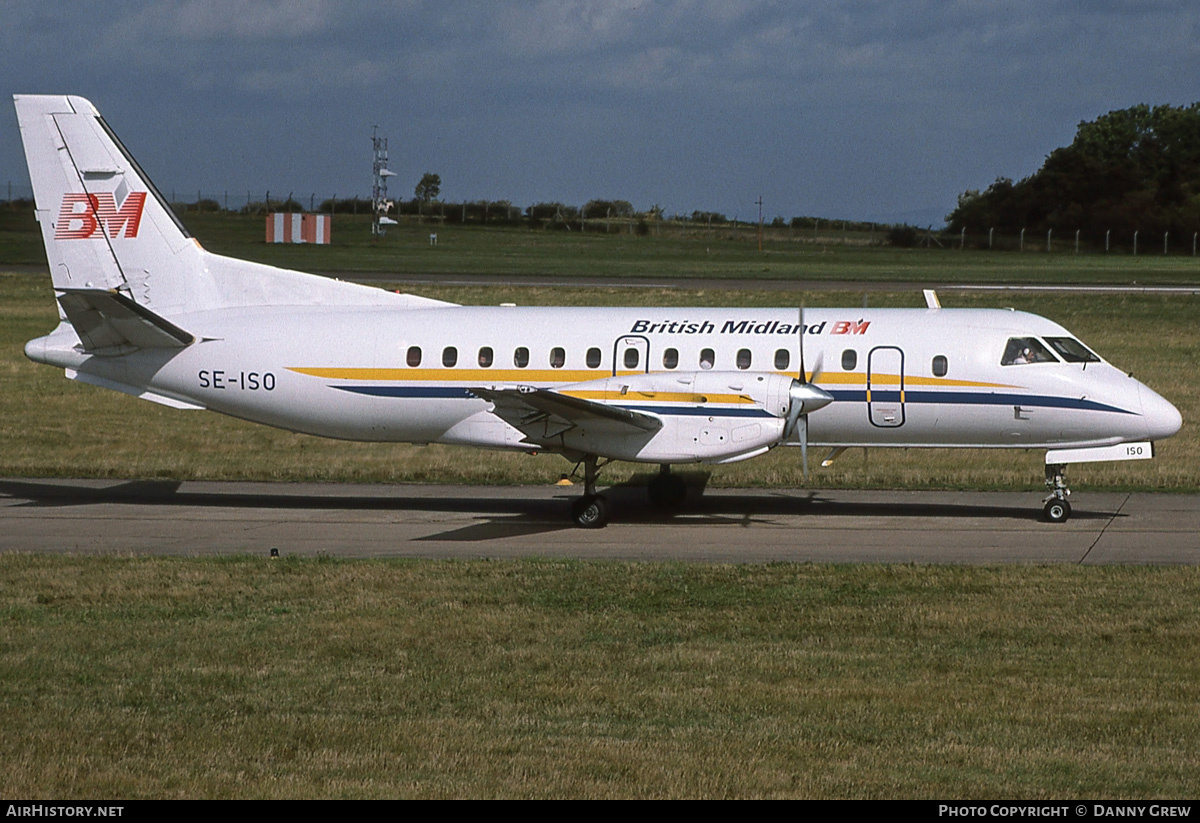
(560, 390, 756, 405)
(288, 367, 1018, 391)
(289, 367, 612, 383)
(817, 372, 1016, 389)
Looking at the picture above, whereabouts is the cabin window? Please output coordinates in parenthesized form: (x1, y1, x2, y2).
(478, 347, 493, 368)
(774, 349, 790, 370)
(736, 348, 752, 370)
(442, 346, 458, 368)
(932, 355, 948, 377)
(406, 346, 422, 367)
(514, 347, 530, 368)
(1045, 337, 1100, 363)
(623, 347, 640, 369)
(841, 349, 857, 370)
(586, 347, 602, 368)
(663, 348, 679, 369)
(699, 348, 715, 370)
(1001, 337, 1058, 366)
(550, 347, 566, 368)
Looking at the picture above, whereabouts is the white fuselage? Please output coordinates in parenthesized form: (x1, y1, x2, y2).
(28, 303, 1182, 464)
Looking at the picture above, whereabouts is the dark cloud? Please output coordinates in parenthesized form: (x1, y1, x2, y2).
(4, 1, 1198, 223)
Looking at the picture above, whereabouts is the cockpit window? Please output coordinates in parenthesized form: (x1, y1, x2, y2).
(1001, 337, 1058, 366)
(1045, 337, 1100, 363)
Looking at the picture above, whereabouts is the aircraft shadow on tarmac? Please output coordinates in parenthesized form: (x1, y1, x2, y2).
(0, 477, 1121, 543)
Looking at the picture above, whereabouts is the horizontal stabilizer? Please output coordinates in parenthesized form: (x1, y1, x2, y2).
(58, 288, 194, 352)
(66, 369, 206, 410)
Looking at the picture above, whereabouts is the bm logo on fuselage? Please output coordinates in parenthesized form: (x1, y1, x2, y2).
(55, 191, 147, 239)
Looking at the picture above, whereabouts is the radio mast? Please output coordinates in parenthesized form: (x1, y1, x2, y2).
(371, 126, 397, 237)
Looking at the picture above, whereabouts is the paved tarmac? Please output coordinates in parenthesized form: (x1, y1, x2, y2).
(1, 478, 1196, 564)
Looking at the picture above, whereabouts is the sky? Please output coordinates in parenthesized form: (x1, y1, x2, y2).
(3, 1, 1199, 226)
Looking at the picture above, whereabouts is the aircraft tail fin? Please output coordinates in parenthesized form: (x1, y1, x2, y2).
(15, 94, 456, 319)
(14, 94, 219, 317)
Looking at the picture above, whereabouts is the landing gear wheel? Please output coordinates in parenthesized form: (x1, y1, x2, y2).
(572, 494, 610, 529)
(1043, 462, 1072, 524)
(647, 472, 687, 509)
(1043, 499, 1071, 523)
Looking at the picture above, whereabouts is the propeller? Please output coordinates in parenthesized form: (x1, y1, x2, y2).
(784, 306, 834, 478)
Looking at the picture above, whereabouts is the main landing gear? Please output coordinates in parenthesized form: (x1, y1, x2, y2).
(1043, 463, 1072, 523)
(647, 464, 687, 509)
(570, 455, 609, 529)
(569, 461, 688, 528)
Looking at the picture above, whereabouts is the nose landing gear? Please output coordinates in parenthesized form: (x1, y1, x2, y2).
(1043, 463, 1071, 523)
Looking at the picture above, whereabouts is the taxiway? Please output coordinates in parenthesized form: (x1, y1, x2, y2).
(1, 479, 1196, 564)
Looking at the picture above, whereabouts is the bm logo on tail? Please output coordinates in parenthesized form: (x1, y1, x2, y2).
(55, 191, 146, 239)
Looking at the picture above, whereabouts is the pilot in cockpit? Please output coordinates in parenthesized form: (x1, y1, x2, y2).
(1002, 337, 1056, 366)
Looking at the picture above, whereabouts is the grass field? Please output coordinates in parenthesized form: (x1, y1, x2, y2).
(2, 217, 1199, 799)
(3, 556, 1199, 799)
(176, 212, 1200, 284)
(5, 205, 1200, 283)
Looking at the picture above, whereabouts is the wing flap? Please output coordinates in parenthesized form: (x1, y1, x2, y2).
(472, 386, 663, 443)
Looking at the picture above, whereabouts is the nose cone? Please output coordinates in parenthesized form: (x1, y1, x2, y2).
(1139, 383, 1182, 441)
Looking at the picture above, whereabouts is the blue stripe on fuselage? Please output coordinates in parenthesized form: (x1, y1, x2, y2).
(334, 386, 476, 399)
(841, 389, 1134, 414)
(333, 385, 1136, 416)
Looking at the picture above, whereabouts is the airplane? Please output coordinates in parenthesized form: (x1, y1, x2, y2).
(13, 94, 1183, 528)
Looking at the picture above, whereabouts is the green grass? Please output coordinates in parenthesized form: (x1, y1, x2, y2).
(5, 206, 1200, 283)
(0, 205, 47, 265)
(185, 213, 1200, 283)
(2, 556, 1198, 799)
(2, 271, 1197, 491)
(3, 217, 1199, 800)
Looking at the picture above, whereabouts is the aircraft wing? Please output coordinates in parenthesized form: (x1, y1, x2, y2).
(471, 386, 663, 442)
(57, 288, 194, 352)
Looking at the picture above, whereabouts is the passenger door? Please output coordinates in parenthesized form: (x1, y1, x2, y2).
(612, 336, 650, 375)
(867, 346, 905, 427)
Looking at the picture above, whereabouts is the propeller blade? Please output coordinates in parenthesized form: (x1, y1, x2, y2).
(807, 349, 824, 385)
(798, 304, 825, 383)
(821, 446, 847, 467)
(797, 305, 805, 383)
(800, 415, 809, 480)
(784, 397, 803, 440)
(785, 303, 833, 479)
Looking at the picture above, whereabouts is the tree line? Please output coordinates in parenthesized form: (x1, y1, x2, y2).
(947, 103, 1200, 245)
(160, 192, 887, 235)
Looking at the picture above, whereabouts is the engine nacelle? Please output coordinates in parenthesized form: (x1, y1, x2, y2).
(555, 370, 793, 463)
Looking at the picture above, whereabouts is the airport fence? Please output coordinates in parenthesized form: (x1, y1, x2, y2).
(4, 182, 1198, 255)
